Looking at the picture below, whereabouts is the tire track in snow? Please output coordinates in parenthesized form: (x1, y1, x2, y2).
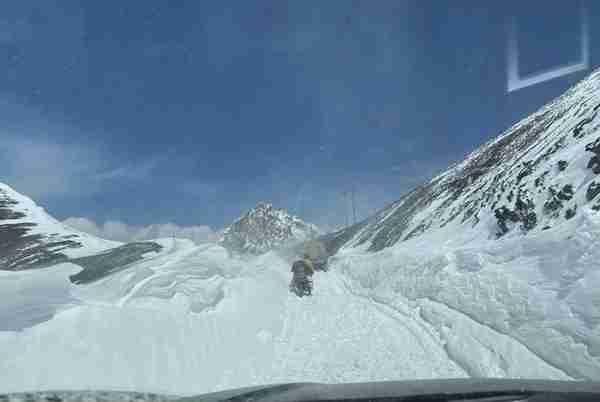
(337, 261, 570, 379)
(327, 270, 470, 376)
(367, 297, 475, 377)
(328, 262, 573, 379)
(271, 269, 467, 382)
(417, 297, 573, 379)
(326, 271, 472, 375)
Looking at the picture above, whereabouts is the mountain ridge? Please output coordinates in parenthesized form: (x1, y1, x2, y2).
(0, 182, 119, 270)
(322, 68, 600, 254)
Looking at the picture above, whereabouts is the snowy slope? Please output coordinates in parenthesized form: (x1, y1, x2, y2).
(0, 183, 120, 270)
(0, 238, 571, 395)
(325, 68, 600, 254)
(286, 68, 600, 384)
(219, 202, 320, 255)
(333, 204, 600, 380)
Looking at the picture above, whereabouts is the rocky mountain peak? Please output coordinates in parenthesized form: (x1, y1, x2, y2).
(219, 202, 320, 255)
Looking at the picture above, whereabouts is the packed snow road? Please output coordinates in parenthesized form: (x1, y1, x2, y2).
(269, 267, 467, 383)
(0, 238, 570, 395)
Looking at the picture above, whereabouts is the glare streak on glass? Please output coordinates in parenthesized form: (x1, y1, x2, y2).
(507, 3, 589, 92)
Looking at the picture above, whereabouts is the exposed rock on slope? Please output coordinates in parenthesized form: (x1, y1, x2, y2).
(69, 242, 164, 284)
(0, 183, 119, 270)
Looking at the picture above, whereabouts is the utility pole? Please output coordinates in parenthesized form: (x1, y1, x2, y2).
(351, 184, 357, 224)
(342, 185, 358, 226)
(341, 191, 349, 227)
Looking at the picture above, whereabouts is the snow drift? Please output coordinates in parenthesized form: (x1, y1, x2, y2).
(0, 238, 571, 395)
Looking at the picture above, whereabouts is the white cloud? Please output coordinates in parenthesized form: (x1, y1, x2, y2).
(94, 155, 166, 182)
(62, 217, 104, 237)
(63, 217, 217, 244)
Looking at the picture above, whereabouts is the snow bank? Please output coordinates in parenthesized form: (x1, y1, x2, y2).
(0, 240, 469, 395)
(3, 216, 597, 395)
(333, 207, 600, 380)
(0, 263, 81, 331)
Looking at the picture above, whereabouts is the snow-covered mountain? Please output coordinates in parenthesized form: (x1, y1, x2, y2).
(219, 202, 320, 255)
(0, 183, 119, 271)
(324, 68, 600, 254)
(4, 71, 600, 395)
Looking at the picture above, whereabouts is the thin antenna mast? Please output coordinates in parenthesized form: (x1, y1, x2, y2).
(351, 185, 357, 224)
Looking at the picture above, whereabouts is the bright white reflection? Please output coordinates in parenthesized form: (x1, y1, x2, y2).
(507, 3, 589, 93)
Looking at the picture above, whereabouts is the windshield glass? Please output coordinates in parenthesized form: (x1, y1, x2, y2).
(1, 0, 600, 397)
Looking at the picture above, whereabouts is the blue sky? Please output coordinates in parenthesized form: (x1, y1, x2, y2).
(0, 0, 598, 232)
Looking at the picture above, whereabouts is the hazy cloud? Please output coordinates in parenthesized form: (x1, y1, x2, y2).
(0, 133, 173, 201)
(94, 154, 169, 182)
(63, 217, 217, 244)
(0, 134, 106, 200)
(0, 100, 173, 202)
(178, 180, 220, 198)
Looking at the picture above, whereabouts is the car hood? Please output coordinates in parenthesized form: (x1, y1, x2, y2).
(4, 379, 600, 402)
